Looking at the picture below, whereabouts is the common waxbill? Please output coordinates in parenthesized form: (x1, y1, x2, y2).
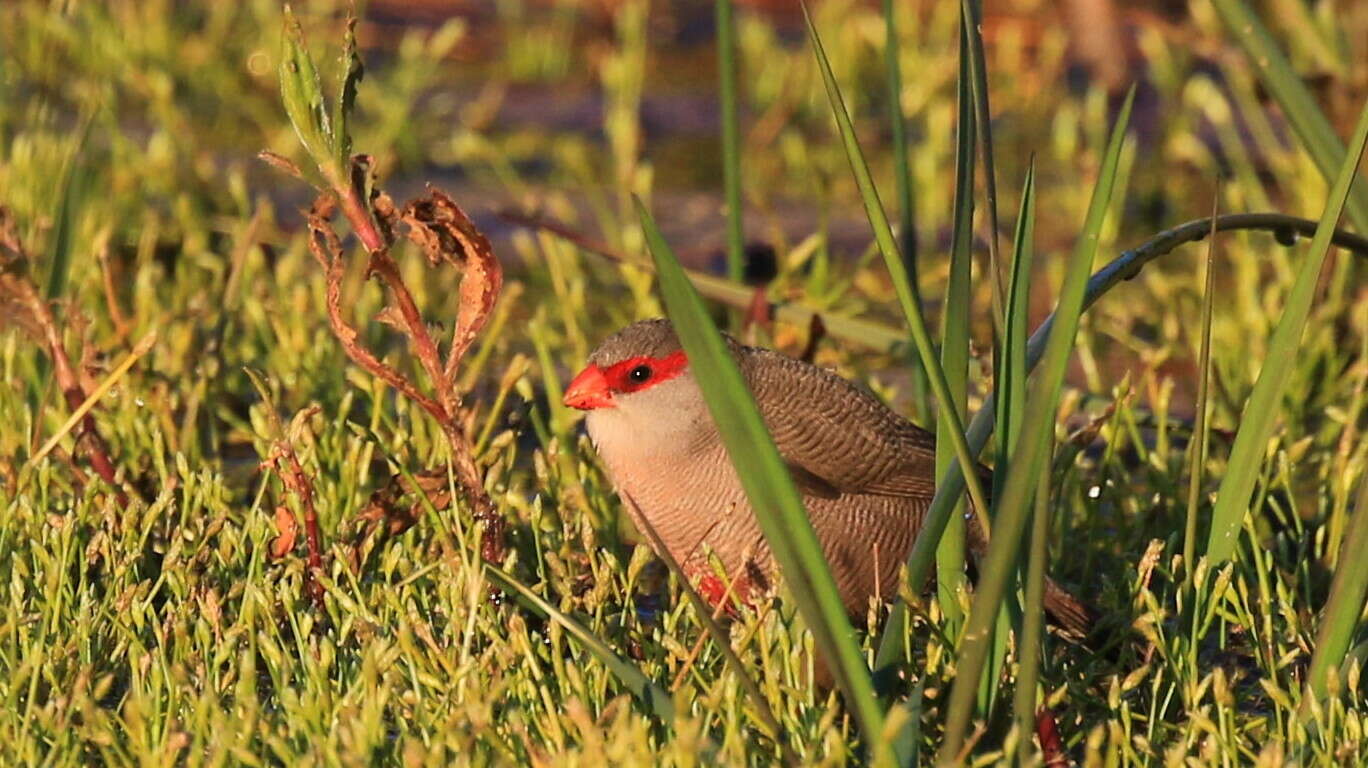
(564, 318, 1092, 634)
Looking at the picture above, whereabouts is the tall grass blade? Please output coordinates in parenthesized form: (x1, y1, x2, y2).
(484, 566, 675, 722)
(1303, 472, 1368, 710)
(959, 0, 1005, 319)
(938, 87, 1136, 762)
(44, 115, 94, 304)
(936, 30, 977, 634)
(881, 0, 918, 296)
(1206, 100, 1368, 564)
(1184, 189, 1219, 585)
(801, 1, 992, 537)
(1013, 446, 1051, 765)
(1208, 0, 1368, 233)
(635, 198, 889, 761)
(997, 161, 1036, 501)
(716, 0, 745, 286)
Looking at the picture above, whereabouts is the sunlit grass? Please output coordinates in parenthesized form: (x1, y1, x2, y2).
(1, 0, 1367, 764)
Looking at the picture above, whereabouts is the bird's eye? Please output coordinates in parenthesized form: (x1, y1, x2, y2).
(628, 365, 652, 383)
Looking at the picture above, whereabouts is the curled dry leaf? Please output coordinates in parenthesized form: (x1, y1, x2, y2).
(401, 188, 503, 378)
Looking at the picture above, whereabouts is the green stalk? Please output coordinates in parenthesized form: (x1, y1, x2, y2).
(882, 0, 918, 297)
(716, 0, 745, 286)
(937, 30, 977, 634)
(1013, 447, 1050, 766)
(937, 88, 1136, 763)
(959, 0, 1005, 324)
(1206, 99, 1368, 565)
(636, 198, 889, 764)
(1184, 190, 1219, 586)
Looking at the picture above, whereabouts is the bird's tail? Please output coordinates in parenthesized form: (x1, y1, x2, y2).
(1042, 576, 1097, 640)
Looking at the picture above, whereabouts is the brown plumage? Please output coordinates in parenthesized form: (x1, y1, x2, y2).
(565, 318, 1092, 635)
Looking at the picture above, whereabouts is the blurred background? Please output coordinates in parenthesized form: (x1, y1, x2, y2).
(3, 0, 1366, 404)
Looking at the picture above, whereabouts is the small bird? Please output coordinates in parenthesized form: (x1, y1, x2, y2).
(564, 318, 1091, 634)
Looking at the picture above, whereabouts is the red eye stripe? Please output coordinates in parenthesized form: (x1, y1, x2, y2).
(601, 350, 689, 394)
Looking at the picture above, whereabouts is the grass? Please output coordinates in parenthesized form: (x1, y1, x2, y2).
(2, 0, 1368, 764)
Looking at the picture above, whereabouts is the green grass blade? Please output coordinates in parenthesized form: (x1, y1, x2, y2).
(997, 160, 1036, 497)
(938, 87, 1136, 762)
(1206, 99, 1368, 564)
(959, 0, 1004, 320)
(635, 197, 888, 762)
(716, 0, 745, 286)
(801, 1, 992, 536)
(44, 115, 94, 304)
(1184, 190, 1219, 586)
(1209, 0, 1368, 234)
(936, 33, 976, 634)
(1303, 472, 1368, 710)
(881, 0, 918, 296)
(1013, 450, 1051, 765)
(484, 566, 675, 722)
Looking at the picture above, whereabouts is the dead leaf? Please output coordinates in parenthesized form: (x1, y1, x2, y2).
(271, 504, 298, 559)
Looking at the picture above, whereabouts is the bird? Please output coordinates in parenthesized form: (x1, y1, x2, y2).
(563, 318, 1093, 635)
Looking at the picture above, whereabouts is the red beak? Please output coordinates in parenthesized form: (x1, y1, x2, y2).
(563, 364, 614, 410)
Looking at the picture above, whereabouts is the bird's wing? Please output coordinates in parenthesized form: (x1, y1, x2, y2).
(741, 348, 939, 499)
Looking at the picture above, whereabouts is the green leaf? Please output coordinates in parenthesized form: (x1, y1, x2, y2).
(936, 28, 976, 633)
(1184, 190, 1219, 585)
(881, 0, 918, 297)
(280, 5, 338, 183)
(635, 197, 889, 763)
(1303, 472, 1368, 710)
(716, 0, 744, 287)
(1209, 0, 1368, 234)
(332, 11, 363, 169)
(937, 87, 1136, 762)
(1206, 98, 1368, 564)
(44, 114, 94, 304)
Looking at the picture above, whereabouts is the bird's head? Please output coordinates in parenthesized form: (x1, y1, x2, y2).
(563, 319, 696, 413)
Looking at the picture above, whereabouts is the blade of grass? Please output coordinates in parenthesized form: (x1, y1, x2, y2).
(44, 114, 94, 304)
(802, 1, 992, 539)
(484, 566, 675, 722)
(936, 29, 977, 635)
(1209, 0, 1368, 234)
(26, 331, 157, 469)
(1206, 99, 1368, 564)
(997, 161, 1036, 509)
(1013, 446, 1050, 766)
(1184, 186, 1219, 586)
(1302, 471, 1368, 711)
(881, 0, 918, 299)
(959, 0, 1005, 324)
(716, 0, 744, 287)
(635, 197, 889, 763)
(938, 87, 1136, 762)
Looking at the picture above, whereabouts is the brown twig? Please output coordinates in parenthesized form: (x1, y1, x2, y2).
(297, 160, 505, 565)
(254, 397, 327, 611)
(0, 207, 131, 507)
